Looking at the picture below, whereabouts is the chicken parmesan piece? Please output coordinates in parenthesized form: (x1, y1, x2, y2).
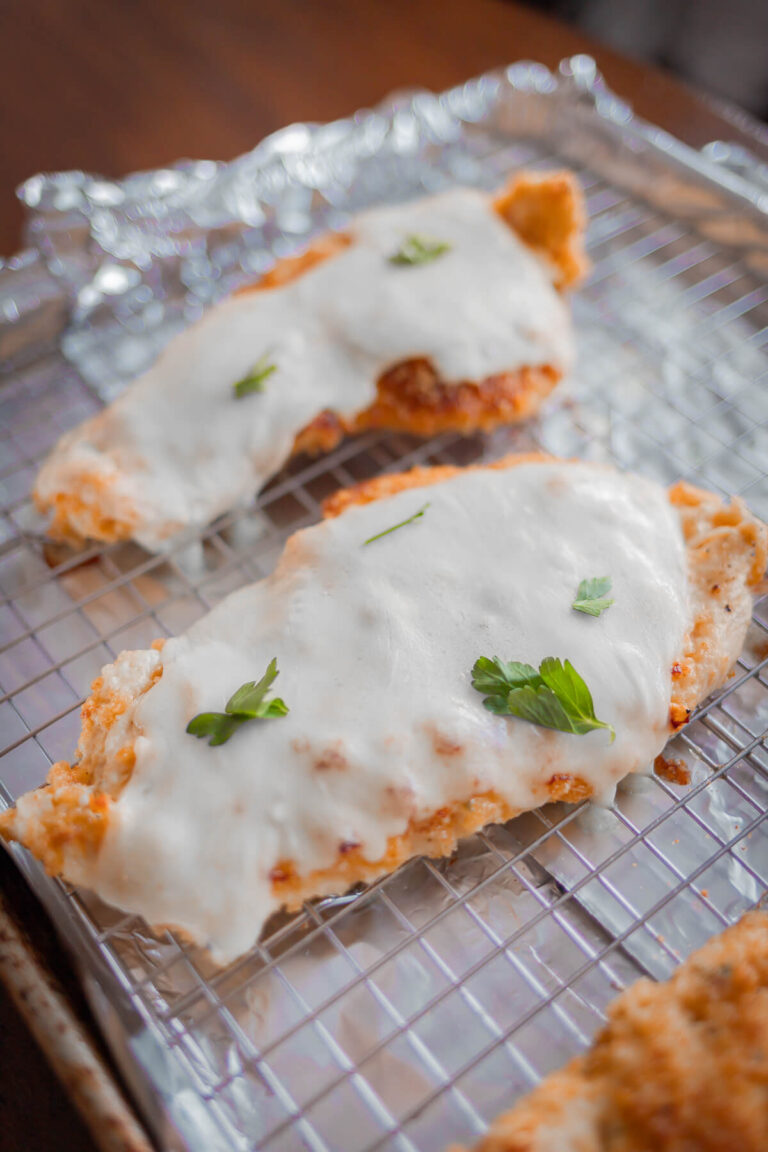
(34, 172, 586, 551)
(458, 909, 768, 1152)
(2, 456, 764, 964)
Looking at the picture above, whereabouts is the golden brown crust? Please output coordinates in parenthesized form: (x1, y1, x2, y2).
(321, 452, 553, 518)
(493, 171, 589, 291)
(4, 456, 764, 952)
(37, 489, 141, 551)
(235, 230, 353, 293)
(461, 909, 768, 1152)
(290, 366, 560, 459)
(0, 761, 110, 877)
(34, 172, 586, 548)
(267, 783, 588, 912)
(0, 656, 164, 874)
(667, 481, 768, 728)
(240, 171, 586, 298)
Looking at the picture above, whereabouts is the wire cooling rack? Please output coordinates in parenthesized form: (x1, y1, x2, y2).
(1, 59, 768, 1152)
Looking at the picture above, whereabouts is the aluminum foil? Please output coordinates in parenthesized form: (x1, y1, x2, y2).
(1, 56, 767, 1152)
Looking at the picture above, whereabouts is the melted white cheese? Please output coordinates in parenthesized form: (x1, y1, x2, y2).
(36, 188, 573, 550)
(69, 462, 689, 963)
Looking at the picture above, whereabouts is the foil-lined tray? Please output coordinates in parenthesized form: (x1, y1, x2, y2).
(1, 56, 767, 1152)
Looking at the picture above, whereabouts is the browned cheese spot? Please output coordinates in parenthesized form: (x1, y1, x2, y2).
(654, 753, 691, 786)
(546, 773, 592, 803)
(669, 702, 692, 730)
(314, 746, 348, 772)
(432, 731, 464, 758)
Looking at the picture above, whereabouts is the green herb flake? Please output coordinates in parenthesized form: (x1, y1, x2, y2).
(572, 576, 614, 617)
(233, 356, 277, 399)
(388, 234, 451, 267)
(363, 502, 430, 546)
(186, 658, 289, 746)
(471, 655, 615, 742)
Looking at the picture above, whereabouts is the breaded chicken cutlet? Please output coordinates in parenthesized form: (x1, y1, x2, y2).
(458, 909, 768, 1152)
(34, 173, 586, 551)
(2, 455, 765, 963)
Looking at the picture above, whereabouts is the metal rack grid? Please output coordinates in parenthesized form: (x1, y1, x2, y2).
(1, 69, 768, 1152)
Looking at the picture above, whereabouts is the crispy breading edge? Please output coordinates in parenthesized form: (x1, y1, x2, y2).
(3, 456, 765, 947)
(34, 171, 587, 547)
(453, 908, 768, 1152)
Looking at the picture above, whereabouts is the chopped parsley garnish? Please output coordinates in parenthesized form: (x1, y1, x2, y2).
(233, 355, 277, 399)
(572, 576, 614, 617)
(389, 234, 451, 266)
(471, 655, 615, 741)
(186, 658, 289, 746)
(363, 502, 430, 546)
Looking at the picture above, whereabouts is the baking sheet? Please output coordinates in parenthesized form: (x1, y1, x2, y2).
(1, 56, 767, 1151)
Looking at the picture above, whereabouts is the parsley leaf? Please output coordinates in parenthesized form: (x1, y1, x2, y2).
(471, 657, 541, 712)
(233, 355, 277, 399)
(225, 659, 280, 715)
(389, 234, 451, 266)
(470, 657, 541, 693)
(363, 502, 430, 546)
(572, 576, 614, 617)
(471, 655, 615, 742)
(186, 712, 249, 747)
(186, 658, 289, 746)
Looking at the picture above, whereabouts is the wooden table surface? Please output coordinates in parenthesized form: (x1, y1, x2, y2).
(1, 0, 765, 259)
(0, 1, 762, 1149)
